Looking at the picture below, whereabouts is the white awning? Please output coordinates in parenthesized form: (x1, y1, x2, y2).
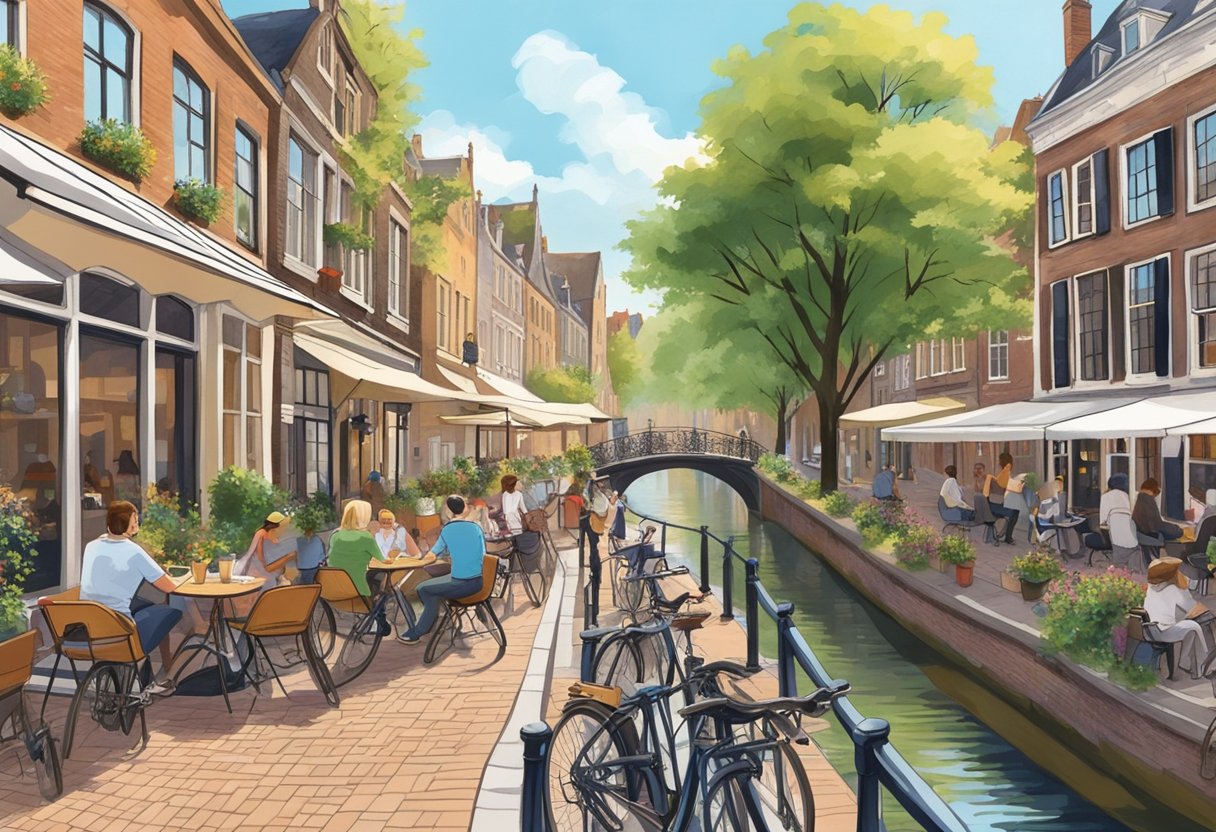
(438, 362, 610, 422)
(839, 397, 965, 430)
(0, 229, 66, 285)
(1046, 392, 1216, 439)
(440, 409, 545, 428)
(474, 366, 545, 403)
(882, 397, 1141, 442)
(294, 320, 472, 406)
(436, 364, 481, 395)
(0, 123, 333, 321)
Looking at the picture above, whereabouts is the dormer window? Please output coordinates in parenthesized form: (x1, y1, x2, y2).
(1122, 18, 1140, 54)
(1121, 10, 1171, 58)
(1092, 45, 1114, 77)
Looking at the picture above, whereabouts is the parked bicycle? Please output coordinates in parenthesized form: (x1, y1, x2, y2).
(0, 630, 62, 801)
(490, 530, 549, 608)
(312, 565, 417, 687)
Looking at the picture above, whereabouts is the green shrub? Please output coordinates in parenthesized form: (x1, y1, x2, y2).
(418, 467, 461, 499)
(893, 523, 938, 570)
(795, 478, 822, 500)
(0, 45, 48, 118)
(174, 179, 225, 224)
(385, 480, 424, 515)
(292, 490, 338, 535)
(138, 487, 203, 567)
(937, 533, 976, 566)
(323, 221, 374, 251)
(1042, 568, 1144, 668)
(80, 119, 156, 181)
(1010, 545, 1065, 583)
(206, 466, 290, 556)
(822, 491, 855, 518)
(0, 488, 36, 633)
(851, 500, 886, 546)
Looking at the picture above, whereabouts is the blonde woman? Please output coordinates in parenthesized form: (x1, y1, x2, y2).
(374, 508, 421, 559)
(328, 500, 392, 635)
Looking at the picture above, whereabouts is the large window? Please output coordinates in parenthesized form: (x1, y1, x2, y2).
(988, 330, 1009, 381)
(1190, 435, 1216, 499)
(343, 201, 372, 304)
(1073, 159, 1093, 237)
(291, 360, 330, 498)
(388, 219, 408, 318)
(1126, 137, 1159, 224)
(1048, 170, 1068, 245)
(1191, 247, 1216, 369)
(1191, 109, 1216, 208)
(1076, 272, 1109, 381)
(83, 3, 133, 124)
(437, 278, 451, 352)
(1127, 261, 1157, 375)
(79, 331, 140, 547)
(233, 126, 258, 248)
(172, 59, 209, 182)
(286, 136, 318, 265)
(221, 316, 262, 470)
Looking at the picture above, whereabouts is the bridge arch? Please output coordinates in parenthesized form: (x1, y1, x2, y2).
(597, 456, 762, 512)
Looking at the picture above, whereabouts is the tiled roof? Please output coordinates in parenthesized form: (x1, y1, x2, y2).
(545, 251, 601, 327)
(231, 8, 320, 91)
(418, 156, 463, 179)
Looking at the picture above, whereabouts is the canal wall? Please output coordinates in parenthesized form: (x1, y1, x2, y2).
(756, 475, 1216, 829)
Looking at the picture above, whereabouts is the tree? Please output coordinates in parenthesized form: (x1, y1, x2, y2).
(632, 300, 805, 453)
(623, 3, 1032, 491)
(607, 329, 642, 408)
(526, 365, 595, 404)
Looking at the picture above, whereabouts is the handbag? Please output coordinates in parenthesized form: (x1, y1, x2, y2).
(522, 509, 547, 533)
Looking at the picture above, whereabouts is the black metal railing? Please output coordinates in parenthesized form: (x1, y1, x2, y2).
(529, 503, 969, 832)
(588, 427, 768, 468)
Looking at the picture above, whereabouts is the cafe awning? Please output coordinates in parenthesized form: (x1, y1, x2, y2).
(882, 397, 1141, 442)
(0, 123, 333, 321)
(437, 363, 611, 423)
(474, 367, 546, 403)
(839, 397, 965, 430)
(0, 229, 67, 285)
(1046, 391, 1216, 439)
(294, 320, 473, 406)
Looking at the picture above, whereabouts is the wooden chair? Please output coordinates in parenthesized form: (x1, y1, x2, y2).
(227, 584, 338, 708)
(423, 555, 506, 665)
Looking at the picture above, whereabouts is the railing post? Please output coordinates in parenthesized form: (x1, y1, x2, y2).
(854, 717, 890, 832)
(698, 525, 710, 593)
(660, 522, 667, 555)
(521, 722, 553, 832)
(744, 558, 761, 672)
(720, 537, 735, 621)
(580, 521, 598, 627)
(776, 601, 797, 697)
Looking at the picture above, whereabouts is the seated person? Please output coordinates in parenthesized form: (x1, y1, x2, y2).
(938, 465, 973, 520)
(1099, 473, 1131, 525)
(239, 511, 295, 587)
(294, 525, 326, 586)
(981, 452, 1020, 545)
(373, 509, 421, 559)
(1144, 557, 1216, 678)
(328, 500, 392, 635)
(397, 495, 487, 644)
(1132, 478, 1183, 543)
(872, 465, 901, 502)
(79, 500, 182, 691)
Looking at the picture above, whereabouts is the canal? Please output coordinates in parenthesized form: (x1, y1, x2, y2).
(621, 468, 1150, 832)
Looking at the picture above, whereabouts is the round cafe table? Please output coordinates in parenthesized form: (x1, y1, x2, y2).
(169, 575, 265, 714)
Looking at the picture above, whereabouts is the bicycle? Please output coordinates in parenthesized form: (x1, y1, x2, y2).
(619, 565, 708, 627)
(0, 630, 62, 801)
(548, 673, 849, 831)
(490, 531, 549, 608)
(314, 565, 418, 687)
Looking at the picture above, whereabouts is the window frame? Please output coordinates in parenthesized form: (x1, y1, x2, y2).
(1073, 270, 1111, 384)
(1072, 157, 1095, 239)
(1, 0, 21, 52)
(1121, 130, 1163, 229)
(171, 57, 210, 184)
(387, 214, 410, 325)
(221, 313, 266, 472)
(1185, 241, 1216, 376)
(950, 338, 966, 373)
(83, 1, 136, 125)
(1124, 255, 1168, 382)
(1187, 103, 1216, 213)
(1047, 169, 1070, 247)
(285, 132, 321, 271)
(437, 277, 452, 354)
(233, 123, 259, 251)
(987, 330, 1009, 381)
(339, 188, 373, 310)
(1092, 44, 1113, 78)
(1121, 16, 1141, 56)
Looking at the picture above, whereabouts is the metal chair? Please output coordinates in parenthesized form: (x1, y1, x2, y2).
(227, 584, 339, 708)
(936, 496, 983, 538)
(423, 555, 507, 665)
(1125, 609, 1176, 680)
(0, 629, 62, 800)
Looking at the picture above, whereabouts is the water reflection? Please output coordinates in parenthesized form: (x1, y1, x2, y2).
(622, 469, 1151, 832)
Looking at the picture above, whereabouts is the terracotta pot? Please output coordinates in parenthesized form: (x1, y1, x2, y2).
(954, 562, 974, 587)
(1019, 578, 1050, 602)
(562, 499, 582, 529)
(317, 265, 343, 289)
(190, 560, 207, 584)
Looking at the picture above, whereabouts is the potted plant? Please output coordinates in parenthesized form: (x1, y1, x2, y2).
(1010, 545, 1065, 602)
(317, 265, 343, 289)
(0, 45, 49, 119)
(386, 480, 422, 529)
(79, 119, 156, 182)
(294, 490, 338, 537)
(938, 534, 977, 587)
(0, 489, 36, 640)
(173, 178, 225, 225)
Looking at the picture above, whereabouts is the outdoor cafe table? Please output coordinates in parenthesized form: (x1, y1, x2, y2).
(368, 556, 429, 631)
(169, 575, 265, 714)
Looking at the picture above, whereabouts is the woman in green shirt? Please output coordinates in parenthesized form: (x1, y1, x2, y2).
(327, 499, 391, 635)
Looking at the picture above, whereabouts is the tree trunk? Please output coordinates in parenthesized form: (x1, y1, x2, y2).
(817, 392, 842, 493)
(774, 398, 789, 457)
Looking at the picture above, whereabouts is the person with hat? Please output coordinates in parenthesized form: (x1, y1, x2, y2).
(1144, 557, 1216, 679)
(236, 510, 296, 588)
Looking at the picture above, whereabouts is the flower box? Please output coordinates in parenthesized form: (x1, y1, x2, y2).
(79, 119, 156, 182)
(317, 265, 343, 289)
(0, 45, 48, 118)
(999, 569, 1021, 593)
(173, 179, 225, 225)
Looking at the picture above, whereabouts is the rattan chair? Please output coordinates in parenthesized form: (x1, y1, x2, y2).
(423, 555, 506, 665)
(227, 584, 338, 708)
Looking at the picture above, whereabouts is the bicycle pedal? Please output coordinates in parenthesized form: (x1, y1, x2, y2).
(567, 681, 621, 709)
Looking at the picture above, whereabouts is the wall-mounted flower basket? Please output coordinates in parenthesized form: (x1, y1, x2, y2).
(79, 119, 156, 182)
(317, 265, 343, 289)
(323, 221, 373, 251)
(0, 46, 48, 119)
(173, 179, 224, 225)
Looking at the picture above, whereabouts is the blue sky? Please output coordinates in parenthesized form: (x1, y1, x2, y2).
(222, 1, 1122, 313)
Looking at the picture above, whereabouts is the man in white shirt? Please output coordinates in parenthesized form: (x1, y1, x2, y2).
(1099, 473, 1131, 525)
(1144, 557, 1214, 678)
(939, 465, 974, 520)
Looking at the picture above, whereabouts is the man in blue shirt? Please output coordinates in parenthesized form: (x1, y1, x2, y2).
(872, 465, 901, 501)
(398, 495, 487, 643)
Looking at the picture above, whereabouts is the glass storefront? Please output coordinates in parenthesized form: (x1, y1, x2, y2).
(155, 349, 196, 504)
(79, 329, 141, 548)
(0, 310, 63, 591)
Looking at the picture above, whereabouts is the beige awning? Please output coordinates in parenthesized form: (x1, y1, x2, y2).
(439, 362, 610, 423)
(474, 367, 546, 403)
(840, 397, 965, 430)
(439, 410, 545, 428)
(294, 320, 473, 406)
(436, 364, 482, 395)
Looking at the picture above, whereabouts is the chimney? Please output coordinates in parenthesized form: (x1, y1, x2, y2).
(494, 220, 504, 247)
(1063, 0, 1092, 67)
(411, 134, 423, 159)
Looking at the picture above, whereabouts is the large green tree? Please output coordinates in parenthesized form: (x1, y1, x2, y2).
(623, 3, 1032, 491)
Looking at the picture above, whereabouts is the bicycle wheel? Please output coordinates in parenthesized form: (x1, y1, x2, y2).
(546, 699, 642, 832)
(89, 665, 124, 733)
(518, 559, 548, 607)
(705, 774, 755, 831)
(328, 607, 383, 688)
(726, 728, 815, 832)
(310, 599, 337, 661)
(591, 632, 646, 696)
(29, 724, 63, 801)
(618, 577, 646, 621)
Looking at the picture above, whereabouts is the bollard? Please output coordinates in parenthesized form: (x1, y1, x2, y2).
(521, 722, 553, 832)
(853, 717, 890, 832)
(720, 537, 735, 621)
(776, 601, 797, 697)
(698, 526, 710, 593)
(744, 558, 761, 672)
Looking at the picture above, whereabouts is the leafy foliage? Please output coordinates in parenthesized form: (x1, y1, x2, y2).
(174, 179, 225, 224)
(0, 489, 36, 633)
(1010, 545, 1065, 583)
(138, 487, 204, 567)
(892, 523, 938, 571)
(292, 490, 339, 535)
(606, 330, 642, 407)
(206, 467, 291, 558)
(1041, 568, 1147, 683)
(323, 221, 375, 252)
(418, 467, 462, 500)
(526, 365, 595, 403)
(0, 45, 48, 118)
(563, 445, 596, 480)
(937, 534, 976, 566)
(757, 453, 821, 500)
(822, 491, 855, 518)
(80, 119, 156, 181)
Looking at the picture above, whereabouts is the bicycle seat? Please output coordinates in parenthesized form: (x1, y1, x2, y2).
(621, 618, 670, 637)
(670, 611, 711, 632)
(679, 680, 851, 723)
(654, 592, 692, 611)
(579, 625, 620, 642)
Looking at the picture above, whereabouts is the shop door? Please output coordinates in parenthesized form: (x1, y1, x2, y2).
(155, 349, 196, 506)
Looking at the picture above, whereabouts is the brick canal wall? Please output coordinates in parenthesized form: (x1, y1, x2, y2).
(757, 475, 1216, 828)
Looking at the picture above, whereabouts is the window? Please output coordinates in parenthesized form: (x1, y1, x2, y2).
(345, 83, 357, 135)
(1126, 137, 1159, 224)
(988, 331, 1009, 380)
(1190, 247, 1216, 369)
(333, 90, 345, 135)
(233, 126, 258, 248)
(1092, 45, 1113, 78)
(83, 3, 133, 124)
(1190, 109, 1216, 208)
(156, 296, 194, 341)
(951, 338, 965, 372)
(1073, 159, 1094, 237)
(172, 59, 208, 182)
(388, 219, 408, 318)
(894, 355, 912, 390)
(1075, 272, 1108, 381)
(291, 361, 330, 498)
(437, 278, 451, 352)
(222, 316, 263, 470)
(873, 360, 885, 377)
(343, 202, 372, 304)
(1121, 11, 1169, 58)
(286, 136, 318, 265)
(1, 0, 18, 50)
(1048, 170, 1068, 245)
(1190, 435, 1216, 499)
(317, 26, 333, 78)
(79, 272, 139, 327)
(1128, 261, 1157, 375)
(1122, 17, 1140, 55)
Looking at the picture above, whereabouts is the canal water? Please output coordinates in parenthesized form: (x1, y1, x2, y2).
(621, 468, 1157, 832)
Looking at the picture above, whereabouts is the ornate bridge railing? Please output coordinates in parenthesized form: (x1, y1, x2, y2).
(589, 427, 767, 467)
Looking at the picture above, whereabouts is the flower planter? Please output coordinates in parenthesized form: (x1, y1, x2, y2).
(927, 554, 948, 573)
(317, 265, 343, 290)
(954, 562, 975, 587)
(1019, 578, 1050, 602)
